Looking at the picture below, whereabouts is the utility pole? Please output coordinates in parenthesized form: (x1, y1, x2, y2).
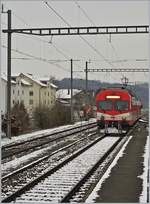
(70, 59, 73, 123)
(7, 10, 12, 139)
(85, 61, 88, 105)
(85, 61, 88, 94)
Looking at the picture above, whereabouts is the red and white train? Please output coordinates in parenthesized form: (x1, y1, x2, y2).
(96, 87, 142, 131)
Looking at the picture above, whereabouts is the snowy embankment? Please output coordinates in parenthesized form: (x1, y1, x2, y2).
(139, 135, 149, 203)
(1, 118, 96, 147)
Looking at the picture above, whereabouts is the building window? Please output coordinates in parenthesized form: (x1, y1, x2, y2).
(22, 90, 24, 95)
(13, 90, 15, 94)
(48, 92, 49, 96)
(18, 90, 19, 96)
(29, 99, 33, 105)
(13, 100, 15, 104)
(29, 91, 33, 96)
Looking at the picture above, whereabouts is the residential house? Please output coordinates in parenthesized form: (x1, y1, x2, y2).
(73, 90, 95, 109)
(39, 77, 57, 108)
(56, 89, 95, 121)
(0, 73, 57, 117)
(11, 74, 32, 111)
(1, 74, 16, 115)
(56, 89, 95, 107)
(56, 89, 81, 105)
(11, 73, 57, 114)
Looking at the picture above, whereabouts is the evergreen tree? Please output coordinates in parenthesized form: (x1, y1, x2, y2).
(11, 102, 30, 135)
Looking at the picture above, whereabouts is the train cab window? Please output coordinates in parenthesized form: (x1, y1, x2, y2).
(115, 101, 128, 111)
(98, 101, 112, 111)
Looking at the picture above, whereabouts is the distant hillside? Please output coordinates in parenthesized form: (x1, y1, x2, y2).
(54, 78, 149, 108)
(133, 83, 149, 108)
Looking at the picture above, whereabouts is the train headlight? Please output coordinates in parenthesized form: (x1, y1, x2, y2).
(106, 95, 120, 99)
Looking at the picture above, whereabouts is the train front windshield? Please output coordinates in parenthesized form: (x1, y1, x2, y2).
(98, 100, 128, 111)
(115, 101, 128, 111)
(98, 101, 112, 110)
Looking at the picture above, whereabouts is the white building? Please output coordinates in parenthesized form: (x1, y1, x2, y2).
(56, 89, 81, 103)
(1, 74, 16, 115)
(13, 73, 57, 113)
(1, 73, 57, 115)
(39, 77, 57, 108)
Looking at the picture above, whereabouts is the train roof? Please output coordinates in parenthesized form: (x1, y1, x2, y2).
(96, 86, 138, 99)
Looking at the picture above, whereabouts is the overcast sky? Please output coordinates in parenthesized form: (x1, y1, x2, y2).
(1, 1, 149, 84)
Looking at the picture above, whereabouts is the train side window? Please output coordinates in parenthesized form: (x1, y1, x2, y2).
(115, 101, 128, 111)
(98, 101, 112, 111)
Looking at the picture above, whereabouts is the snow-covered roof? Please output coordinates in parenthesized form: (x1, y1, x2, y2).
(21, 79, 31, 86)
(4, 73, 57, 88)
(50, 83, 57, 89)
(20, 73, 47, 87)
(38, 77, 50, 81)
(57, 99, 70, 104)
(11, 73, 21, 78)
(56, 89, 81, 99)
(1, 74, 16, 84)
(39, 78, 57, 89)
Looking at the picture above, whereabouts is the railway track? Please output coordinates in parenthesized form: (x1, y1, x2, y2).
(2, 122, 97, 161)
(2, 129, 97, 177)
(1, 133, 107, 203)
(2, 130, 99, 199)
(2, 126, 133, 203)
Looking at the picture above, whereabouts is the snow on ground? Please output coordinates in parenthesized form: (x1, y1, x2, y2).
(15, 137, 120, 203)
(1, 118, 96, 147)
(100, 127, 126, 134)
(1, 142, 59, 174)
(85, 136, 132, 203)
(139, 135, 149, 203)
(139, 119, 148, 123)
(100, 127, 118, 134)
(1, 118, 96, 175)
